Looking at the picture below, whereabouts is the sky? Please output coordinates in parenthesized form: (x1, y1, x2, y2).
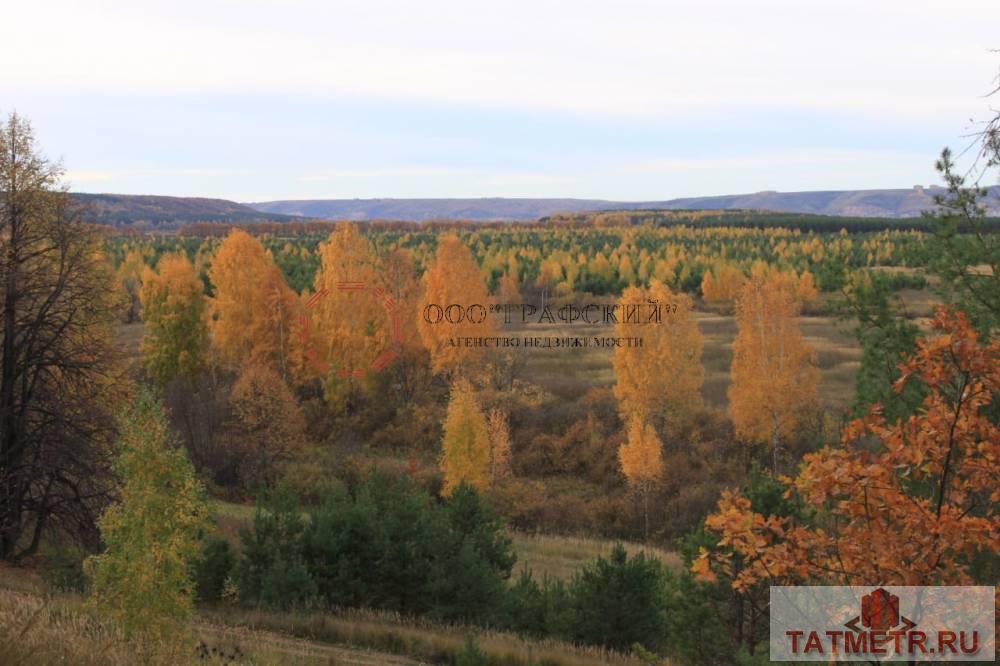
(4, 0, 1000, 202)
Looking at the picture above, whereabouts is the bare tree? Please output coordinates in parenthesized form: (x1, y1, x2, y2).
(0, 112, 123, 561)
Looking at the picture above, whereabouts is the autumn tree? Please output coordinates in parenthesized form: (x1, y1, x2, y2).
(795, 269, 818, 304)
(701, 263, 746, 309)
(496, 270, 522, 305)
(0, 113, 123, 561)
(209, 229, 298, 378)
(87, 391, 209, 645)
(728, 271, 818, 473)
(418, 234, 497, 376)
(307, 224, 389, 404)
(381, 247, 422, 355)
(613, 280, 704, 438)
(486, 407, 512, 482)
(695, 308, 1000, 589)
(140, 253, 209, 386)
(440, 378, 491, 495)
(619, 417, 664, 541)
(536, 255, 564, 306)
(117, 248, 146, 323)
(229, 362, 307, 491)
(379, 247, 429, 403)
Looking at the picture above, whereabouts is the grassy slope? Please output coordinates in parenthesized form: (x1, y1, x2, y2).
(212, 500, 681, 581)
(0, 567, 423, 666)
(0, 564, 651, 666)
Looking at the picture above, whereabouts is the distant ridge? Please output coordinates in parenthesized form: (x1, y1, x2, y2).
(72, 186, 1000, 226)
(70, 193, 296, 226)
(245, 198, 628, 222)
(248, 186, 1000, 221)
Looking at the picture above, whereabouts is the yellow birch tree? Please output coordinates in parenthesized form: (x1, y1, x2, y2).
(728, 271, 819, 473)
(440, 378, 491, 495)
(613, 280, 704, 437)
(418, 234, 497, 376)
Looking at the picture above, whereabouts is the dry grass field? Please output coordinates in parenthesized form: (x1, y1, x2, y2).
(512, 532, 681, 580)
(0, 562, 653, 666)
(510, 308, 864, 413)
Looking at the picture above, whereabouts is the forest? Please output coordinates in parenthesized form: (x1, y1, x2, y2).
(0, 111, 998, 665)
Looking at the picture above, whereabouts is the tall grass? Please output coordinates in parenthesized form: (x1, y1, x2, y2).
(512, 532, 680, 580)
(204, 605, 658, 666)
(0, 589, 173, 665)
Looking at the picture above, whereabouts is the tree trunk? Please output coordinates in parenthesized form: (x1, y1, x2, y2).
(643, 487, 649, 542)
(0, 129, 21, 560)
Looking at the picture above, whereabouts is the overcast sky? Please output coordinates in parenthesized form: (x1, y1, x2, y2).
(5, 0, 999, 201)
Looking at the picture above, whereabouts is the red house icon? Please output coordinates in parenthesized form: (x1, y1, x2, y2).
(861, 588, 900, 632)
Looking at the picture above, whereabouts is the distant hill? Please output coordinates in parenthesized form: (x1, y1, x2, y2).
(73, 186, 1000, 226)
(71, 193, 296, 226)
(656, 186, 1000, 218)
(248, 186, 1000, 221)
(245, 198, 629, 222)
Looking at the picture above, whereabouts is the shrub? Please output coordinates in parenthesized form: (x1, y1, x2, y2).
(234, 483, 315, 608)
(567, 544, 665, 652)
(242, 474, 516, 624)
(455, 634, 489, 666)
(303, 475, 437, 614)
(38, 537, 88, 594)
(193, 537, 235, 603)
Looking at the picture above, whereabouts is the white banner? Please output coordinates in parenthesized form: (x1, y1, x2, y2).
(769, 586, 995, 662)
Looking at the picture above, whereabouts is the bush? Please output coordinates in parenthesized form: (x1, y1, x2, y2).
(38, 537, 88, 593)
(234, 484, 315, 608)
(193, 537, 235, 603)
(567, 544, 666, 653)
(499, 570, 574, 640)
(455, 634, 489, 666)
(433, 483, 516, 623)
(240, 475, 515, 624)
(259, 558, 317, 610)
(303, 475, 437, 614)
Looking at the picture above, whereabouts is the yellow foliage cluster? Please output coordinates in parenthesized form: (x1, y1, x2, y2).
(440, 378, 492, 495)
(728, 270, 819, 470)
(417, 234, 497, 375)
(612, 280, 704, 437)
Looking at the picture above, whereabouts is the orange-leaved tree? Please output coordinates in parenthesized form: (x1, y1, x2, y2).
(496, 270, 522, 305)
(619, 416, 664, 541)
(140, 253, 209, 386)
(695, 308, 1000, 589)
(308, 224, 388, 391)
(381, 247, 423, 356)
(613, 280, 704, 437)
(209, 229, 298, 378)
(418, 234, 497, 376)
(701, 263, 746, 309)
(440, 377, 491, 495)
(728, 270, 818, 473)
(229, 361, 307, 490)
(117, 248, 147, 323)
